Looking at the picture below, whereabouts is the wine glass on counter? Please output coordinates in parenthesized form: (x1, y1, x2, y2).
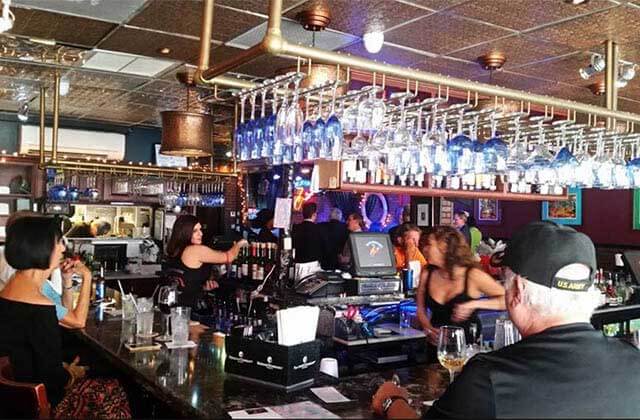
(156, 285, 177, 342)
(437, 325, 467, 384)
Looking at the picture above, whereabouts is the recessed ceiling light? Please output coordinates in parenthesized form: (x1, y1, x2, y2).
(564, 0, 589, 4)
(363, 31, 384, 54)
(157, 47, 171, 55)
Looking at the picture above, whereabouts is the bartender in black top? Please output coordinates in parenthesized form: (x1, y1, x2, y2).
(372, 221, 640, 419)
(165, 215, 247, 308)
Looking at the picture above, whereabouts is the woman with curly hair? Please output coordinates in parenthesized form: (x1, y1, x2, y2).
(417, 226, 505, 352)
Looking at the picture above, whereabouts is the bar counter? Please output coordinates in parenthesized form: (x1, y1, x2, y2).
(76, 312, 448, 418)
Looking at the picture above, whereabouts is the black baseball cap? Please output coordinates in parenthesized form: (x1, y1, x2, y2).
(502, 221, 596, 292)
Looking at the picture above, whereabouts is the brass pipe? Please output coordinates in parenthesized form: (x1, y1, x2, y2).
(51, 72, 60, 163)
(49, 160, 236, 178)
(200, 43, 266, 82)
(605, 40, 618, 123)
(39, 85, 46, 166)
(198, 0, 214, 71)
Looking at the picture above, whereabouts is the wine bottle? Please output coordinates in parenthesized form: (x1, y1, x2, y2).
(241, 246, 249, 281)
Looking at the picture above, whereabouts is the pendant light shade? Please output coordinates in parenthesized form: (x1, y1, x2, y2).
(160, 110, 213, 157)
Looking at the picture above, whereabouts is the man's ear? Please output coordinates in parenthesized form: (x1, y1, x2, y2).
(509, 276, 525, 308)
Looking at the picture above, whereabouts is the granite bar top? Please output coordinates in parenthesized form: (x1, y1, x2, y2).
(77, 315, 448, 418)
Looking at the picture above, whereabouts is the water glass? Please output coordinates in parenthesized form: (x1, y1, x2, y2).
(493, 318, 520, 350)
(136, 310, 155, 339)
(171, 306, 191, 345)
(122, 295, 136, 321)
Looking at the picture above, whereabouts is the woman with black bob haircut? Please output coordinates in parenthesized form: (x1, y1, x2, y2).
(165, 215, 248, 308)
(0, 217, 131, 418)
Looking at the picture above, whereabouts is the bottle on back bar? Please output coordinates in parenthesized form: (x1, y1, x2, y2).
(241, 247, 249, 281)
(255, 243, 264, 282)
(250, 243, 258, 281)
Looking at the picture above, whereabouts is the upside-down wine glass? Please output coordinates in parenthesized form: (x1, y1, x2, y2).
(311, 88, 326, 161)
(274, 82, 289, 165)
(254, 86, 266, 160)
(247, 91, 258, 160)
(325, 83, 343, 161)
(286, 74, 304, 164)
(237, 94, 248, 161)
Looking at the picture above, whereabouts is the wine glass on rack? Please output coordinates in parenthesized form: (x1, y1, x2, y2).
(437, 326, 467, 384)
(448, 104, 474, 177)
(627, 139, 640, 188)
(506, 117, 528, 192)
(357, 85, 386, 136)
(286, 73, 304, 164)
(592, 128, 613, 189)
(274, 81, 289, 165)
(551, 120, 578, 188)
(342, 90, 361, 135)
(237, 94, 248, 162)
(574, 129, 595, 188)
(255, 86, 267, 160)
(156, 285, 177, 342)
(247, 91, 258, 160)
(325, 83, 343, 160)
(311, 88, 326, 161)
(263, 84, 277, 158)
(302, 91, 316, 161)
(483, 112, 509, 175)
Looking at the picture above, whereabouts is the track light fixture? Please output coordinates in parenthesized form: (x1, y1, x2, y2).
(579, 54, 605, 80)
(0, 0, 14, 33)
(17, 102, 28, 122)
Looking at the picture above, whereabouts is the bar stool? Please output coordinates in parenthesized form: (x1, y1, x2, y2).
(0, 356, 50, 418)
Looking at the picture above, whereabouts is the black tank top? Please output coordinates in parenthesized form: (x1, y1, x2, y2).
(165, 257, 211, 308)
(424, 267, 482, 342)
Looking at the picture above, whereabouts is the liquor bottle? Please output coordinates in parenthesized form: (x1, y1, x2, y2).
(241, 246, 249, 281)
(250, 243, 258, 281)
(229, 251, 238, 280)
(257, 243, 265, 282)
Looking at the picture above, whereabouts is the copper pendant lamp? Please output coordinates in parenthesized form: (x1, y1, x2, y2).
(160, 72, 213, 157)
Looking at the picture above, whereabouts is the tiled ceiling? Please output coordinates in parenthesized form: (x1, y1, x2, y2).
(0, 0, 635, 141)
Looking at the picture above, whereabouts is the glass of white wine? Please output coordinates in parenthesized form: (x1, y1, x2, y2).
(437, 325, 467, 384)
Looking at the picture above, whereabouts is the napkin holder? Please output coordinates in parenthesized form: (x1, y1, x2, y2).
(225, 336, 321, 392)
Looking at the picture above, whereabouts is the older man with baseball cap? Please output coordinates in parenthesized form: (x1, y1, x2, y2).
(372, 221, 640, 419)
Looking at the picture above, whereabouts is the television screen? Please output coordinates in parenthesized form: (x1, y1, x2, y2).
(349, 232, 396, 277)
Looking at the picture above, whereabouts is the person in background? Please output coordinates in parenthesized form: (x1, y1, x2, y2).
(393, 224, 427, 272)
(388, 205, 412, 246)
(318, 207, 348, 270)
(292, 202, 328, 266)
(416, 226, 505, 357)
(0, 211, 92, 329)
(0, 217, 131, 417)
(165, 215, 247, 308)
(255, 208, 278, 244)
(468, 216, 482, 256)
(338, 212, 366, 271)
(453, 210, 471, 245)
(373, 221, 640, 419)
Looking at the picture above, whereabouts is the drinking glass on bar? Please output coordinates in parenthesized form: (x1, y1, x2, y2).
(171, 307, 191, 345)
(437, 325, 466, 384)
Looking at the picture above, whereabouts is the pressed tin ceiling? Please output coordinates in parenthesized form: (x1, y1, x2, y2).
(0, 0, 636, 136)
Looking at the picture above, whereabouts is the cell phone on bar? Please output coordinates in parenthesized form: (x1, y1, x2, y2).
(124, 342, 161, 352)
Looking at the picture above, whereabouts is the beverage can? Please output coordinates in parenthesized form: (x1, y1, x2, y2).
(402, 268, 414, 291)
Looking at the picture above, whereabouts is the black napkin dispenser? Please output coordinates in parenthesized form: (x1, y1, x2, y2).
(225, 336, 321, 392)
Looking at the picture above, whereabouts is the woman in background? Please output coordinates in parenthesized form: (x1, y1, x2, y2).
(165, 215, 247, 308)
(417, 226, 505, 357)
(452, 210, 471, 245)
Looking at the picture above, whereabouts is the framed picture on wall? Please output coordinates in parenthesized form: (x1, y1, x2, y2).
(633, 189, 640, 230)
(474, 199, 501, 225)
(417, 203, 431, 227)
(541, 187, 582, 225)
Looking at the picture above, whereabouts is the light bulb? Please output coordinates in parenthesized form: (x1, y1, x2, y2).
(17, 102, 28, 122)
(363, 31, 384, 54)
(621, 64, 636, 81)
(591, 54, 605, 72)
(579, 65, 597, 80)
(59, 76, 70, 96)
(615, 77, 628, 88)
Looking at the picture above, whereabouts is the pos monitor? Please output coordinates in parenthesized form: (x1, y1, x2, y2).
(348, 232, 397, 277)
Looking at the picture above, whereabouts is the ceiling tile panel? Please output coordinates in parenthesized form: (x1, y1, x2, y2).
(217, 0, 301, 15)
(99, 27, 201, 63)
(450, 35, 575, 68)
(340, 41, 431, 67)
(395, 0, 469, 12)
(10, 8, 115, 47)
(127, 0, 264, 42)
(448, 0, 615, 32)
(514, 52, 592, 85)
(285, 0, 432, 36)
(411, 56, 483, 79)
(385, 12, 513, 55)
(137, 79, 185, 97)
(212, 46, 298, 78)
(80, 103, 158, 125)
(14, 0, 148, 23)
(526, 5, 640, 51)
(66, 69, 148, 91)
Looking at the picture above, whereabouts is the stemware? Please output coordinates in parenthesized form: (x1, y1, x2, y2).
(263, 84, 278, 158)
(237, 95, 248, 161)
(447, 104, 474, 177)
(612, 138, 631, 189)
(302, 91, 316, 161)
(325, 83, 344, 161)
(437, 325, 467, 384)
(285, 74, 304, 164)
(274, 84, 289, 165)
(551, 120, 578, 188)
(254, 86, 267, 160)
(156, 285, 177, 342)
(574, 130, 595, 188)
(247, 92, 258, 160)
(627, 139, 640, 188)
(357, 85, 386, 135)
(506, 118, 528, 192)
(311, 89, 326, 160)
(483, 112, 508, 175)
(342, 90, 361, 135)
(592, 128, 614, 189)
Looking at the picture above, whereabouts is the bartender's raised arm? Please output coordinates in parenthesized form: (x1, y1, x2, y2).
(183, 240, 248, 266)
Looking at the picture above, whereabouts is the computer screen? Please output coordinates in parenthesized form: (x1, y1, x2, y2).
(349, 232, 396, 277)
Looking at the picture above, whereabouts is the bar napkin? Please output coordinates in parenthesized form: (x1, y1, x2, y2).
(276, 306, 320, 346)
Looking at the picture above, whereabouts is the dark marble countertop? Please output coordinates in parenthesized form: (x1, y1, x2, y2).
(77, 315, 448, 418)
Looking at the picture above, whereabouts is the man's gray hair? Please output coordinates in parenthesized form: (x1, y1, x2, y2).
(504, 269, 600, 321)
(330, 208, 343, 222)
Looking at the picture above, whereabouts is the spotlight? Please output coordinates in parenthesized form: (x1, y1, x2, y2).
(579, 65, 598, 80)
(363, 31, 384, 54)
(620, 64, 636, 81)
(564, 0, 589, 4)
(0, 0, 14, 34)
(615, 78, 628, 88)
(59, 76, 70, 96)
(17, 102, 28, 122)
(579, 54, 605, 80)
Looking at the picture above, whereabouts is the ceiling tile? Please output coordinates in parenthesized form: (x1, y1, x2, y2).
(66, 68, 148, 91)
(213, 46, 298, 78)
(119, 90, 182, 111)
(217, 0, 301, 15)
(137, 79, 185, 97)
(448, 0, 615, 32)
(99, 27, 201, 63)
(340, 41, 430, 67)
(127, 0, 264, 42)
(14, 0, 148, 23)
(526, 5, 640, 51)
(58, 86, 129, 108)
(285, 0, 432, 36)
(395, 0, 469, 12)
(514, 51, 593, 85)
(10, 7, 116, 47)
(80, 103, 158, 125)
(385, 12, 513, 55)
(411, 56, 483, 79)
(449, 35, 575, 68)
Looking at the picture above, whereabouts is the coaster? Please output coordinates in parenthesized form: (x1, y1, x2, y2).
(165, 340, 197, 349)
